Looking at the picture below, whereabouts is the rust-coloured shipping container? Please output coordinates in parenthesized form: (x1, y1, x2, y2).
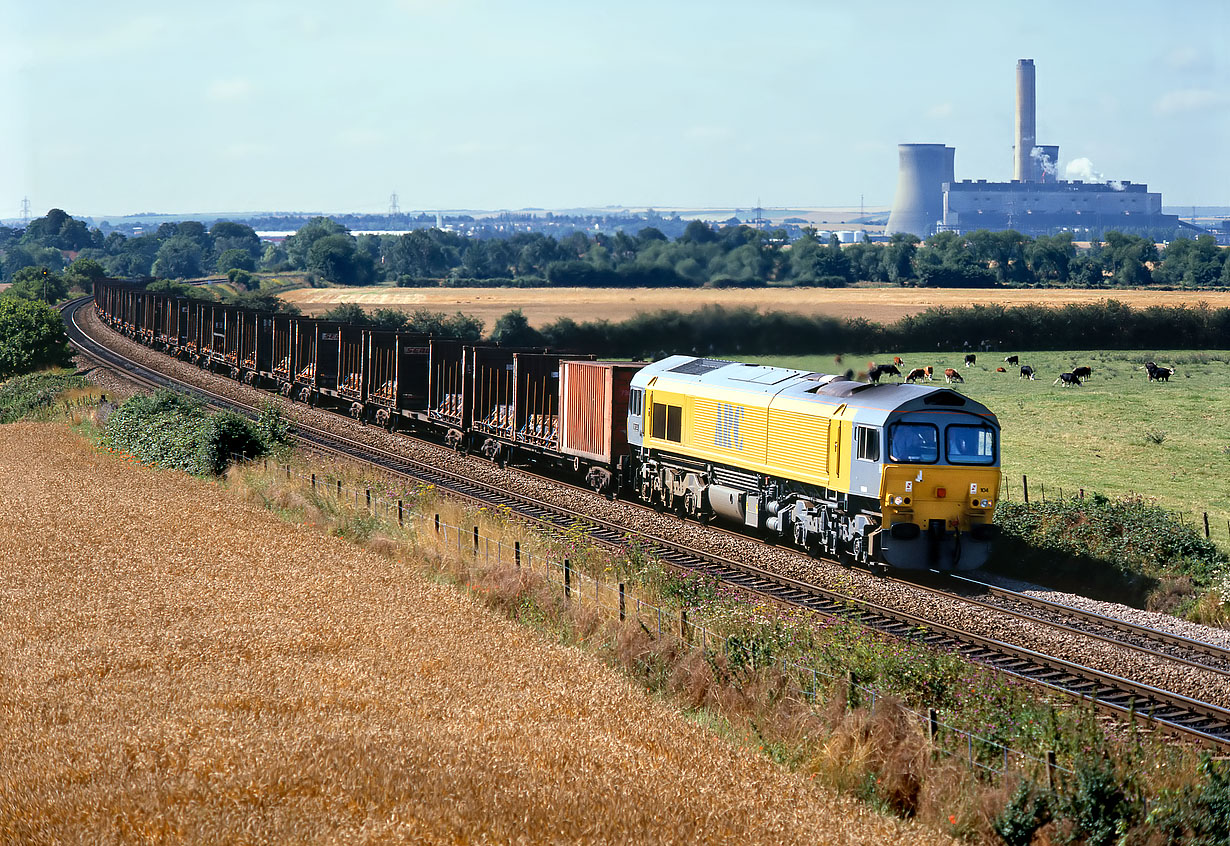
(559, 361, 647, 464)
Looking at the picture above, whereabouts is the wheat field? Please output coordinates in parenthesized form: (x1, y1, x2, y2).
(0, 424, 952, 845)
(278, 284, 1230, 327)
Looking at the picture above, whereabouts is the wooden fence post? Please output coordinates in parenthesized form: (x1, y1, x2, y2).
(397, 500, 403, 527)
(473, 526, 479, 555)
(928, 708, 939, 744)
(1047, 750, 1057, 792)
(514, 541, 521, 570)
(1204, 512, 1210, 538)
(564, 559, 571, 599)
(1022, 474, 1029, 504)
(619, 583, 625, 621)
(311, 473, 316, 490)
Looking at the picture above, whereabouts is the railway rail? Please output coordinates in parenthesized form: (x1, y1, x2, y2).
(64, 296, 1230, 748)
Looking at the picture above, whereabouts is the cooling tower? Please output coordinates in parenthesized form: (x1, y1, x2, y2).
(1014, 59, 1036, 182)
(886, 144, 955, 238)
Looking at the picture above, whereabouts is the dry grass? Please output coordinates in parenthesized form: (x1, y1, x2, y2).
(278, 285, 1230, 328)
(0, 424, 953, 845)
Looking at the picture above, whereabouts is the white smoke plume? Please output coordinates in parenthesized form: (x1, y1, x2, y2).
(1064, 157, 1125, 190)
(1029, 146, 1057, 177)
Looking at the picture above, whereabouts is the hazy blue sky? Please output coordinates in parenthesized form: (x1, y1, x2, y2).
(3, 0, 1227, 219)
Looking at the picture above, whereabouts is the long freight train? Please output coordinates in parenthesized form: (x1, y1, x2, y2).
(94, 281, 1001, 572)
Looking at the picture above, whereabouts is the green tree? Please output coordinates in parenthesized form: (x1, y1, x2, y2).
(284, 217, 348, 269)
(20, 208, 96, 251)
(320, 302, 369, 324)
(0, 298, 73, 377)
(307, 234, 376, 286)
(209, 221, 261, 259)
(883, 233, 920, 283)
(490, 309, 544, 346)
(4, 267, 68, 303)
(228, 290, 299, 314)
(217, 248, 255, 274)
(152, 236, 205, 279)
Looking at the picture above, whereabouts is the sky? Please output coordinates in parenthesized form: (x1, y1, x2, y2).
(2, 0, 1227, 220)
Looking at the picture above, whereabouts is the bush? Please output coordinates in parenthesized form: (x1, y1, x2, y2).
(197, 411, 267, 475)
(101, 391, 274, 476)
(1145, 755, 1230, 845)
(1057, 755, 1142, 846)
(993, 781, 1053, 846)
(0, 370, 87, 422)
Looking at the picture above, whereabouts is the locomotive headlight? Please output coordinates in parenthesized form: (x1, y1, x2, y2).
(981, 498, 992, 508)
(893, 496, 904, 506)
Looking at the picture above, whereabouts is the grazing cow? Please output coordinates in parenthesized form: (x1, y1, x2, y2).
(924, 365, 934, 381)
(944, 368, 964, 384)
(892, 356, 904, 366)
(1072, 365, 1092, 380)
(1019, 365, 1035, 380)
(1004, 355, 1019, 365)
(996, 366, 1007, 373)
(905, 367, 928, 383)
(867, 363, 901, 384)
(1053, 372, 1082, 387)
(964, 354, 976, 367)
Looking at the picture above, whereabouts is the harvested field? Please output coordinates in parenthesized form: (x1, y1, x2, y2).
(0, 424, 949, 844)
(278, 285, 1230, 328)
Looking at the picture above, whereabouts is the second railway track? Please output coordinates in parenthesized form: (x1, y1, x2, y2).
(65, 296, 1230, 748)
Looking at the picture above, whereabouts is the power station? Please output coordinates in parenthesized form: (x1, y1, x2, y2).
(886, 59, 1180, 239)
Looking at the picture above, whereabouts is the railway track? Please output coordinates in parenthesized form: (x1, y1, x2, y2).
(64, 297, 1230, 748)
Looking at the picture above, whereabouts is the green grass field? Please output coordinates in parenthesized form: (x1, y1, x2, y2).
(740, 349, 1230, 551)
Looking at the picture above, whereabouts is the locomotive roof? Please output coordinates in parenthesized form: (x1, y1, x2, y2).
(636, 355, 997, 424)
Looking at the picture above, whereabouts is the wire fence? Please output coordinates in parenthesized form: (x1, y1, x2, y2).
(232, 451, 1077, 788)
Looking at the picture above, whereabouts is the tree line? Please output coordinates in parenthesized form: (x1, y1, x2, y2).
(4, 209, 1227, 291)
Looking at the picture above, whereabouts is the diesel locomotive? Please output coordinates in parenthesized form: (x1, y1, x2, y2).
(94, 281, 1000, 572)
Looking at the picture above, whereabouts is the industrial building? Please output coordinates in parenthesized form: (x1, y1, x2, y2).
(886, 59, 1180, 239)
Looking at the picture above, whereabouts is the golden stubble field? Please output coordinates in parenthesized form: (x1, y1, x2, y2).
(278, 285, 1230, 327)
(0, 424, 950, 845)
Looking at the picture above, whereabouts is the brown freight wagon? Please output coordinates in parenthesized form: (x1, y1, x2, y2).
(559, 360, 647, 494)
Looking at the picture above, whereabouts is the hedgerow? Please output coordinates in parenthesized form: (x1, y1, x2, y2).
(992, 495, 1230, 608)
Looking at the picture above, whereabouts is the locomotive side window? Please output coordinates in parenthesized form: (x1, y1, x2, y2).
(855, 426, 880, 462)
(651, 402, 683, 442)
(888, 423, 938, 463)
(629, 388, 643, 416)
(946, 424, 997, 464)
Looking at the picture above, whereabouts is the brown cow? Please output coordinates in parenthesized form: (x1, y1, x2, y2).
(892, 356, 904, 366)
(905, 367, 927, 383)
(996, 366, 1007, 373)
(923, 365, 934, 381)
(944, 368, 964, 383)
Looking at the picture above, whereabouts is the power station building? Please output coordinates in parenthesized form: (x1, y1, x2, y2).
(886, 59, 1179, 239)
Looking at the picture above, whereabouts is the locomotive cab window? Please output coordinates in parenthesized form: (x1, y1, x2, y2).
(946, 424, 997, 465)
(629, 388, 643, 417)
(854, 426, 879, 462)
(888, 423, 938, 464)
(651, 402, 682, 443)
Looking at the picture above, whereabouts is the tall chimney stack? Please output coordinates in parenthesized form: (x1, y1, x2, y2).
(1014, 59, 1036, 182)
